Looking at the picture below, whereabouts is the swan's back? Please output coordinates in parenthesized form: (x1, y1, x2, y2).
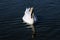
(22, 14, 34, 24)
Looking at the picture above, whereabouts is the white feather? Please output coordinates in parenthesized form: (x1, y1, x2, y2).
(22, 7, 37, 25)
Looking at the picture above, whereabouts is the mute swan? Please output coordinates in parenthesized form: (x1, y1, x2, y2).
(22, 7, 37, 25)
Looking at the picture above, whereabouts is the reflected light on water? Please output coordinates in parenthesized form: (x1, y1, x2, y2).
(26, 25, 36, 40)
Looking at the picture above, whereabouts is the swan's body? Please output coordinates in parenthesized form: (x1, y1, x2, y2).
(22, 7, 37, 25)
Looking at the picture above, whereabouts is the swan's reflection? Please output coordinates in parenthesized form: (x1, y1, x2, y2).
(26, 25, 36, 39)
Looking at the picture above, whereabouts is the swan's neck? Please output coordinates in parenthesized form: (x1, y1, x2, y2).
(31, 13, 34, 18)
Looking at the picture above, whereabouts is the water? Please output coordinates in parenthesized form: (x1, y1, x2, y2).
(0, 0, 60, 40)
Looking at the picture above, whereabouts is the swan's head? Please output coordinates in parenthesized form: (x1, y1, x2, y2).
(25, 7, 33, 15)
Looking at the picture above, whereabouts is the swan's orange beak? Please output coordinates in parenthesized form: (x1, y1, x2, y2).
(29, 7, 33, 14)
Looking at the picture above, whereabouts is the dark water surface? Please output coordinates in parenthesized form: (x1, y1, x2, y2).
(0, 0, 60, 40)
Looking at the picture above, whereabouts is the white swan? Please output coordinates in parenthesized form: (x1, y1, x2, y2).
(22, 7, 37, 25)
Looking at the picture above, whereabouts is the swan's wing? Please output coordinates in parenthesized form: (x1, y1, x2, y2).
(34, 16, 37, 22)
(32, 13, 37, 22)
